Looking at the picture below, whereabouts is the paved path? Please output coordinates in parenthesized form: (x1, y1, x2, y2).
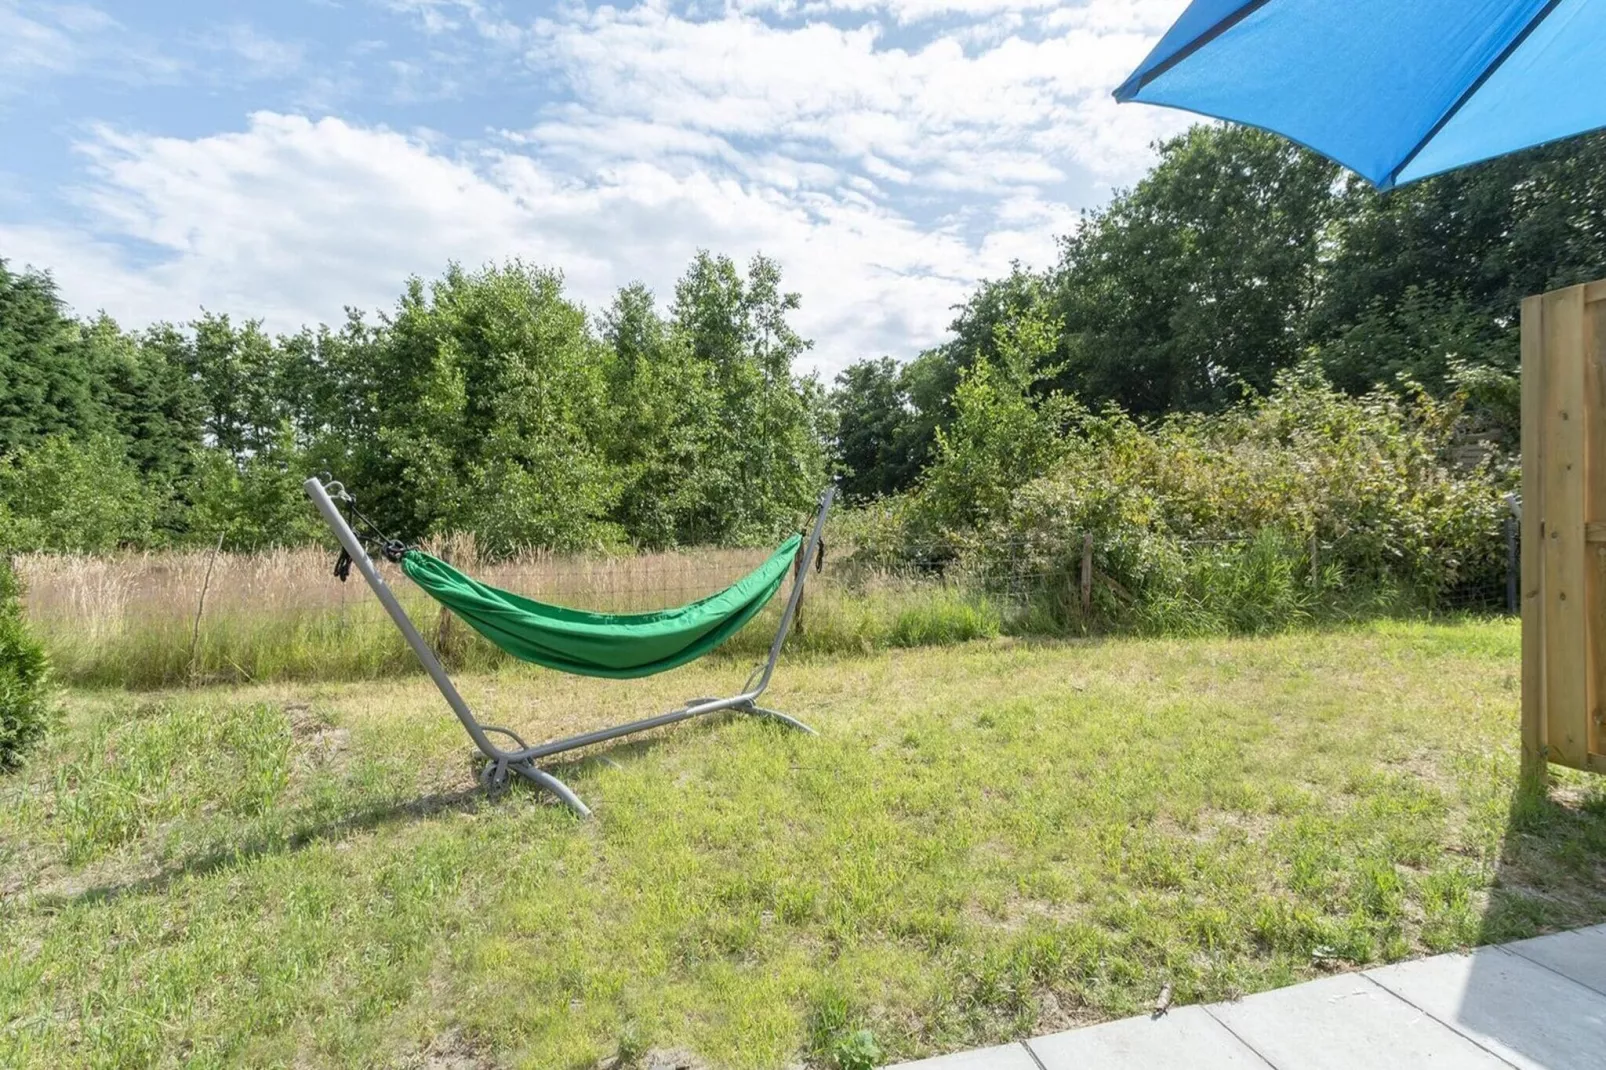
(888, 925, 1606, 1069)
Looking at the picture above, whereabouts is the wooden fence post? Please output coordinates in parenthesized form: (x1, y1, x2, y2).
(1080, 534, 1093, 618)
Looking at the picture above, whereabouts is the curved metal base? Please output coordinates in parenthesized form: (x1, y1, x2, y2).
(513, 761, 592, 818)
(480, 756, 594, 818)
(468, 697, 809, 812)
(747, 704, 817, 735)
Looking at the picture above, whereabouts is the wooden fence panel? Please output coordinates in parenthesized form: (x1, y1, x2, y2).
(1523, 282, 1606, 776)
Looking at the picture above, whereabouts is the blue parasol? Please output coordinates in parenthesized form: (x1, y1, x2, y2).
(1115, 0, 1606, 188)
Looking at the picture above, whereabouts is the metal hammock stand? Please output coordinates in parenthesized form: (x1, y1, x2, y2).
(304, 476, 835, 817)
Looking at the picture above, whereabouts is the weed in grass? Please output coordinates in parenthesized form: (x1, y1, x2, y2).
(829, 1030, 881, 1070)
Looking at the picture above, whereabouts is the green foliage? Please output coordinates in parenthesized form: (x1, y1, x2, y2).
(993, 368, 1507, 630)
(1053, 127, 1341, 414)
(825, 125, 1606, 476)
(0, 249, 826, 556)
(839, 367, 1508, 636)
(0, 434, 159, 552)
(0, 261, 104, 455)
(338, 261, 621, 552)
(831, 1030, 882, 1070)
(806, 984, 882, 1070)
(12, 122, 1606, 564)
(917, 358, 1071, 536)
(80, 314, 206, 484)
(185, 427, 327, 552)
(914, 303, 1077, 537)
(0, 556, 52, 772)
(666, 252, 828, 544)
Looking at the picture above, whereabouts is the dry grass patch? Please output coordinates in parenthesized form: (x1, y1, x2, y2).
(16, 543, 1002, 690)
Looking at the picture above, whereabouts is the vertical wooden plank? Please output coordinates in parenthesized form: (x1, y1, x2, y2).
(1542, 286, 1590, 770)
(1080, 534, 1093, 618)
(1521, 294, 1546, 779)
(1587, 294, 1606, 762)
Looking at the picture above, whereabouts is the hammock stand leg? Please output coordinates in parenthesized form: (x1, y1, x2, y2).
(305, 478, 834, 818)
(746, 706, 817, 735)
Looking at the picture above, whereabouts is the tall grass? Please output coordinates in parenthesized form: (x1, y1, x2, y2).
(16, 540, 1003, 690)
(16, 518, 1505, 692)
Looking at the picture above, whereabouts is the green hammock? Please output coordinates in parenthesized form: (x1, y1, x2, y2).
(400, 535, 803, 679)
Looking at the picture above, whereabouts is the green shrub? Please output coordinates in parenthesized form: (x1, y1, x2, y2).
(184, 427, 327, 551)
(0, 557, 53, 771)
(853, 365, 1510, 636)
(0, 434, 160, 552)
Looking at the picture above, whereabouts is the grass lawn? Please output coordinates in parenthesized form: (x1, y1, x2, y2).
(3, 620, 1604, 1069)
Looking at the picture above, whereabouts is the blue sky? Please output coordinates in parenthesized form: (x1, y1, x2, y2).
(0, 0, 1191, 376)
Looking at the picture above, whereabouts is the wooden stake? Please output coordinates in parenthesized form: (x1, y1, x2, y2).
(188, 533, 225, 686)
(1080, 534, 1093, 618)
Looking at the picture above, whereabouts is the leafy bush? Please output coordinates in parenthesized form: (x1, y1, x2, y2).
(0, 557, 53, 772)
(185, 427, 328, 551)
(0, 434, 160, 552)
(852, 365, 1510, 635)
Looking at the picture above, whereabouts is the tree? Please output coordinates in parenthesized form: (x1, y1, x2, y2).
(183, 313, 292, 461)
(0, 260, 103, 455)
(185, 425, 326, 551)
(0, 556, 52, 772)
(0, 435, 158, 552)
(670, 252, 826, 543)
(327, 261, 622, 552)
(832, 357, 911, 502)
(915, 305, 1077, 534)
(600, 282, 723, 548)
(1050, 125, 1341, 415)
(81, 316, 205, 484)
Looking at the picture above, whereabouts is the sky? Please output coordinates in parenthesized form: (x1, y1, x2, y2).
(0, 0, 1194, 378)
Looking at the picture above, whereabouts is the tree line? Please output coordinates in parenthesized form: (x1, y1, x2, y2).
(833, 124, 1606, 501)
(4, 123, 1604, 555)
(0, 253, 827, 554)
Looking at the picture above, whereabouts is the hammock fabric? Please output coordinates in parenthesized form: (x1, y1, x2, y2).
(400, 535, 803, 679)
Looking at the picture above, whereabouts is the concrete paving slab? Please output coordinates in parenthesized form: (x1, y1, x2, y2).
(1501, 926, 1606, 996)
(1028, 1005, 1270, 1069)
(888, 1042, 1039, 1070)
(1366, 947, 1606, 1070)
(1207, 972, 1508, 1070)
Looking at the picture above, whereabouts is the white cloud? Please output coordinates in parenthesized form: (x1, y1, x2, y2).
(0, 4, 76, 92)
(525, 3, 1186, 188)
(0, 1, 184, 96)
(4, 112, 1006, 372)
(205, 23, 306, 80)
(5, 1, 1198, 376)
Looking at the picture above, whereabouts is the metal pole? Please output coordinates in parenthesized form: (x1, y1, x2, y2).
(302, 478, 593, 816)
(743, 484, 836, 699)
(304, 477, 502, 756)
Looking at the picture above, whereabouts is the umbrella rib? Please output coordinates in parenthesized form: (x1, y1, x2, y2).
(1114, 0, 1273, 101)
(1383, 0, 1565, 188)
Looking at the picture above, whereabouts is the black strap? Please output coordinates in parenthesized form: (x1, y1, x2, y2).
(331, 488, 410, 582)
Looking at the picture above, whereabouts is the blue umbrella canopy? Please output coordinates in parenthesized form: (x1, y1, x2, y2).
(1115, 0, 1606, 189)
